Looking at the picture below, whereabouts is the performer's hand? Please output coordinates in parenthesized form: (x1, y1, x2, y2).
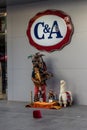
(34, 80, 40, 84)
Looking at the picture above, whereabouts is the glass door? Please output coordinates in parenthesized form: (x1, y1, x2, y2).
(0, 12, 7, 99)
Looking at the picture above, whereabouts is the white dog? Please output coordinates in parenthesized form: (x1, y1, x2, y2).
(59, 80, 73, 107)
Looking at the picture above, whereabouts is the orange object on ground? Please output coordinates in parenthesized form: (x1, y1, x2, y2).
(26, 101, 61, 110)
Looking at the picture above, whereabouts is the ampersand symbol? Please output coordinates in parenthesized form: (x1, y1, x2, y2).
(43, 24, 50, 33)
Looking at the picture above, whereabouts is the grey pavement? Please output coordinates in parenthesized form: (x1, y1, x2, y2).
(0, 100, 87, 130)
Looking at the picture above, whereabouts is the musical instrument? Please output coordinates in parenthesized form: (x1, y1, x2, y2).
(34, 70, 53, 86)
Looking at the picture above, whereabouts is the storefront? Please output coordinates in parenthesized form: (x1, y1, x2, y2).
(6, 0, 87, 105)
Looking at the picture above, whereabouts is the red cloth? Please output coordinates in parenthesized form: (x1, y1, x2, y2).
(66, 92, 71, 102)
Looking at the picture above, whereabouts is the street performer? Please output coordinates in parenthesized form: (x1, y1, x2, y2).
(30, 52, 53, 102)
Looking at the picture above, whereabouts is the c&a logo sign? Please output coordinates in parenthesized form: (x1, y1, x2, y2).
(27, 10, 73, 52)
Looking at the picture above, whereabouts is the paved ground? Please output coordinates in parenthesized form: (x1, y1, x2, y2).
(0, 100, 87, 130)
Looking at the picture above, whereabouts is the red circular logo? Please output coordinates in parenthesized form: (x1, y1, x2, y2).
(27, 10, 73, 52)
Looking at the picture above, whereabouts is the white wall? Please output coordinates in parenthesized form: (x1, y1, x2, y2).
(7, 0, 87, 105)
